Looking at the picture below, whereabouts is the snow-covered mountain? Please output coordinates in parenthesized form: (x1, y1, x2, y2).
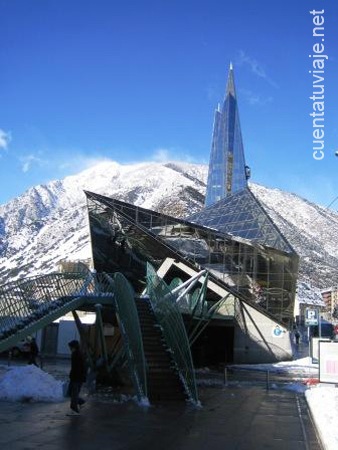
(0, 160, 337, 298)
(250, 184, 338, 291)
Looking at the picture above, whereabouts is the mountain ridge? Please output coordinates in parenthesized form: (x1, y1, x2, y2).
(0, 160, 337, 302)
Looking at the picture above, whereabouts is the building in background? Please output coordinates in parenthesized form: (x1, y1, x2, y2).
(321, 286, 338, 321)
(205, 63, 250, 207)
(83, 64, 300, 365)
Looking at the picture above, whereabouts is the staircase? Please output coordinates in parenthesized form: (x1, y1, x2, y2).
(135, 297, 187, 403)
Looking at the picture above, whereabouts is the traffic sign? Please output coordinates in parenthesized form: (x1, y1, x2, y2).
(305, 308, 319, 326)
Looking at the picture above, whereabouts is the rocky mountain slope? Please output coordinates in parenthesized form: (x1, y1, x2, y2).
(0, 160, 337, 302)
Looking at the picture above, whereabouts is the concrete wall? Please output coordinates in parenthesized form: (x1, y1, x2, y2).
(233, 300, 293, 363)
(57, 320, 81, 356)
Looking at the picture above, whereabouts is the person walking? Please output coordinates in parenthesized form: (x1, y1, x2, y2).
(295, 330, 301, 345)
(67, 339, 87, 416)
(28, 337, 39, 367)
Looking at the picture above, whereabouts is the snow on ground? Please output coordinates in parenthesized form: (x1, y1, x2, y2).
(0, 358, 337, 449)
(196, 357, 338, 450)
(232, 357, 338, 450)
(0, 364, 64, 402)
(231, 356, 318, 373)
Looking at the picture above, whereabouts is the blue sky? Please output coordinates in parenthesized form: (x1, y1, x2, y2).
(1, 0, 338, 209)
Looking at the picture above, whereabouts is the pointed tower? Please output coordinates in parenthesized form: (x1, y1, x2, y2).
(205, 64, 249, 207)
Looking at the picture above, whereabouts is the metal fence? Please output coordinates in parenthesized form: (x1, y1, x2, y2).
(0, 272, 94, 337)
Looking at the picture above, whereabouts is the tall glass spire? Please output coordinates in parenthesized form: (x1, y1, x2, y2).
(205, 64, 249, 207)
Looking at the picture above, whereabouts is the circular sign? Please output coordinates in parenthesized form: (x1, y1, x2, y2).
(272, 325, 284, 338)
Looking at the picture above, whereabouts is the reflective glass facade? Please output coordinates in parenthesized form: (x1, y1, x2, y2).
(205, 65, 248, 207)
(86, 191, 298, 325)
(189, 187, 294, 254)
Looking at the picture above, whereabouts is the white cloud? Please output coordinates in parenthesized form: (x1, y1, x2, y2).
(205, 83, 220, 102)
(19, 150, 110, 176)
(20, 154, 45, 173)
(236, 51, 279, 89)
(240, 89, 273, 106)
(151, 147, 198, 164)
(0, 129, 11, 150)
(57, 155, 111, 172)
(18, 148, 201, 181)
(152, 148, 171, 162)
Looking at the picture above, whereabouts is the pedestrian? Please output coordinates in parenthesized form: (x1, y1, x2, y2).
(28, 337, 39, 366)
(67, 339, 87, 416)
(295, 330, 300, 345)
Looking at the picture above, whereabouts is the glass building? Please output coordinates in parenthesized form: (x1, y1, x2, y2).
(86, 191, 298, 328)
(205, 63, 249, 207)
(189, 188, 293, 254)
(83, 64, 299, 364)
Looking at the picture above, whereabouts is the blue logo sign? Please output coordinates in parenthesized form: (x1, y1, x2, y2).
(272, 325, 284, 338)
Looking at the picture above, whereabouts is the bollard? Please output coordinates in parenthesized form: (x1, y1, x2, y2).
(223, 367, 228, 386)
(266, 370, 270, 390)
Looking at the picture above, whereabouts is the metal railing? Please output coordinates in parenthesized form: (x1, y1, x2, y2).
(0, 272, 94, 337)
(146, 263, 199, 404)
(0, 271, 149, 403)
(103, 273, 148, 402)
(167, 274, 233, 346)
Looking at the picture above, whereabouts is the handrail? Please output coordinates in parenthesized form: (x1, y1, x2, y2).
(145, 263, 199, 405)
(0, 273, 91, 336)
(0, 271, 146, 403)
(104, 273, 148, 402)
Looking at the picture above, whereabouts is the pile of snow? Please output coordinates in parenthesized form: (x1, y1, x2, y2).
(306, 386, 338, 450)
(0, 364, 64, 402)
(231, 356, 319, 376)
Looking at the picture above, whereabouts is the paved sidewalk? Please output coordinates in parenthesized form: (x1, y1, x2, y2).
(0, 384, 322, 450)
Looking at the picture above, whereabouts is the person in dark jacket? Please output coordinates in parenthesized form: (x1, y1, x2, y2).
(67, 339, 87, 415)
(28, 337, 39, 366)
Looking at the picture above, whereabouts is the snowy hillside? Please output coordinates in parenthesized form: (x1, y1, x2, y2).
(0, 160, 337, 295)
(251, 183, 338, 290)
(0, 161, 206, 283)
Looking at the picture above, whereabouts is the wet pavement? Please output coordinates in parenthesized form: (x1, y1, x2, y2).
(0, 376, 322, 450)
(0, 345, 324, 450)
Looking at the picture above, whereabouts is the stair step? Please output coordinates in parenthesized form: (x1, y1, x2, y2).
(142, 338, 165, 344)
(141, 331, 164, 336)
(150, 392, 185, 400)
(143, 351, 172, 357)
(135, 296, 187, 403)
(147, 367, 177, 372)
(147, 377, 182, 385)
